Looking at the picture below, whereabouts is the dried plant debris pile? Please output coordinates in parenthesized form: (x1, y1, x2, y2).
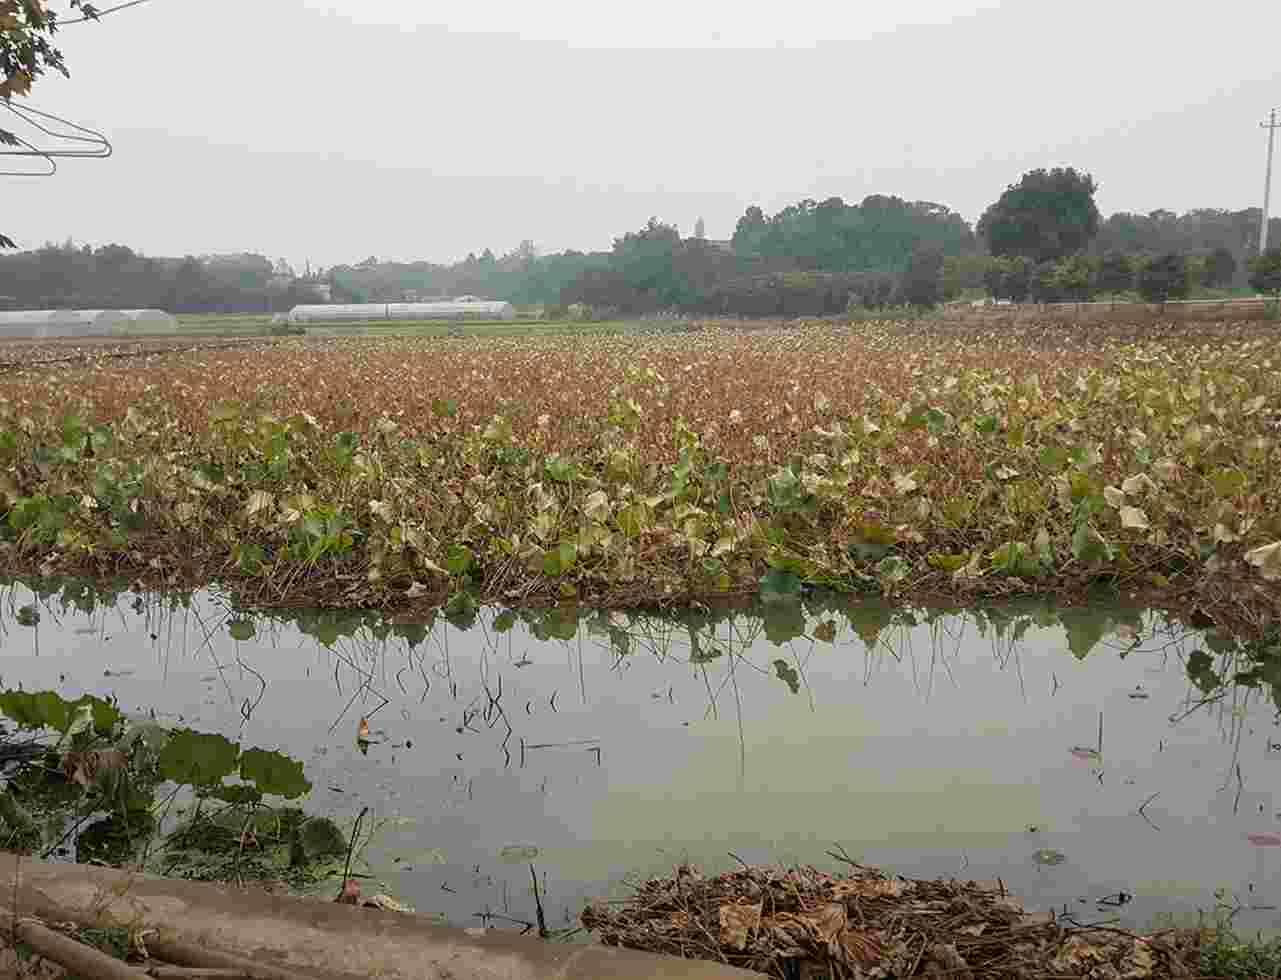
(581, 863, 1203, 979)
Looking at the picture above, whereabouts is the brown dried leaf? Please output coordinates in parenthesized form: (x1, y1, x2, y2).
(800, 902, 846, 943)
(831, 876, 911, 899)
(1050, 935, 1109, 972)
(62, 749, 127, 787)
(838, 927, 883, 964)
(1120, 939, 1155, 979)
(718, 902, 761, 950)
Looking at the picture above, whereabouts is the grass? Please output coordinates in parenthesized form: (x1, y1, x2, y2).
(1200, 929, 1281, 978)
(0, 317, 1276, 635)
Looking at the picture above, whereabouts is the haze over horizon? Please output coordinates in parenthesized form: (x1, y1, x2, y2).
(3, 0, 1278, 270)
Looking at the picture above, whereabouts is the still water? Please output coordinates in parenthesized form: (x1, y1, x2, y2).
(1, 581, 1279, 934)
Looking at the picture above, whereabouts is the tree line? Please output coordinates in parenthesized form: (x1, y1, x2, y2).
(6, 9, 1281, 316)
(4, 173, 1281, 316)
(0, 244, 335, 314)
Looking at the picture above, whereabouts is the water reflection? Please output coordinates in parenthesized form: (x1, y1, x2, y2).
(2, 576, 1280, 934)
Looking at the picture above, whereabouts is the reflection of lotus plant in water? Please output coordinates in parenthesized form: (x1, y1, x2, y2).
(0, 687, 350, 892)
(1032, 848, 1066, 867)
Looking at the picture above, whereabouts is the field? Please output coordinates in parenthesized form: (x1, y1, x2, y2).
(0, 319, 1278, 634)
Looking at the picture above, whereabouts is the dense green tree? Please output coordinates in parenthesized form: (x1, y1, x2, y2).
(977, 167, 1101, 263)
(898, 247, 945, 307)
(1095, 208, 1280, 261)
(610, 217, 685, 309)
(1136, 252, 1190, 305)
(1029, 261, 1063, 304)
(1249, 248, 1281, 298)
(1096, 251, 1135, 295)
(848, 271, 896, 308)
(730, 195, 974, 274)
(982, 255, 1032, 302)
(1205, 246, 1237, 288)
(1053, 253, 1097, 302)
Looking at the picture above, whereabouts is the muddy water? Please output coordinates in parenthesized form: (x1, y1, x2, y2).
(1, 583, 1277, 934)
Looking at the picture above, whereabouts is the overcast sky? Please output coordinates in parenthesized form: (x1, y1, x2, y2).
(3, 0, 1279, 268)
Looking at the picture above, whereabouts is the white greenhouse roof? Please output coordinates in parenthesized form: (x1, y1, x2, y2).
(289, 301, 516, 323)
(0, 308, 176, 338)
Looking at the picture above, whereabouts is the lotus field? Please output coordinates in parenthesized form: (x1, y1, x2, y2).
(0, 321, 1278, 630)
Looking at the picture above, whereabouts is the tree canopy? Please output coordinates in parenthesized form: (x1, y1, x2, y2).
(1136, 252, 1190, 305)
(1249, 248, 1281, 298)
(731, 195, 975, 273)
(976, 167, 1100, 263)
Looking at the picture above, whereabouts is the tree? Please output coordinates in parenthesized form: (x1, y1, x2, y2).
(1096, 251, 1135, 295)
(693, 217, 706, 240)
(611, 217, 684, 309)
(848, 271, 895, 308)
(983, 255, 1032, 302)
(1136, 252, 1189, 305)
(977, 167, 1101, 263)
(1249, 248, 1281, 298)
(2, 1, 100, 250)
(898, 247, 945, 307)
(1205, 246, 1237, 288)
(1053, 253, 1096, 302)
(1029, 261, 1063, 304)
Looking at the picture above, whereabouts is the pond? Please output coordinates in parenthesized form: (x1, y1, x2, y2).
(2, 579, 1279, 937)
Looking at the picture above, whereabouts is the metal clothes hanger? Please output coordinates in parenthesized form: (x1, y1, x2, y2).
(0, 100, 112, 177)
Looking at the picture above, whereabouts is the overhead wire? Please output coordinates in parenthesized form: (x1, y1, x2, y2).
(0, 0, 147, 173)
(54, 0, 156, 25)
(0, 101, 111, 175)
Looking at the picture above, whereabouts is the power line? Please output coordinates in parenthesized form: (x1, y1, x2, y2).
(56, 0, 156, 25)
(1262, 108, 1280, 255)
(0, 101, 112, 176)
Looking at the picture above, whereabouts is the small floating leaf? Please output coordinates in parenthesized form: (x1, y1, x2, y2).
(1032, 848, 1067, 867)
(498, 842, 540, 863)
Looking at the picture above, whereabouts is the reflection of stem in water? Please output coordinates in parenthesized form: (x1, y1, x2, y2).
(699, 663, 718, 720)
(1136, 791, 1161, 831)
(728, 623, 746, 789)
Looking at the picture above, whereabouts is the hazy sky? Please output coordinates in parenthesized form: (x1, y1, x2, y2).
(3, 0, 1279, 268)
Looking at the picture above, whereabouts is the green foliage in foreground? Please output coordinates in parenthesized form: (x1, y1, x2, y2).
(1199, 915, 1281, 980)
(0, 688, 330, 886)
(0, 327, 1278, 617)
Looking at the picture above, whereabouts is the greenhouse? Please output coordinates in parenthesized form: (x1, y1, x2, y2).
(119, 309, 179, 331)
(288, 300, 516, 323)
(0, 309, 177, 339)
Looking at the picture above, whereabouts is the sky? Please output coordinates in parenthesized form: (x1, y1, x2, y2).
(2, 0, 1279, 268)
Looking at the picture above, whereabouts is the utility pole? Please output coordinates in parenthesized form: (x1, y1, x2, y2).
(1262, 108, 1280, 255)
